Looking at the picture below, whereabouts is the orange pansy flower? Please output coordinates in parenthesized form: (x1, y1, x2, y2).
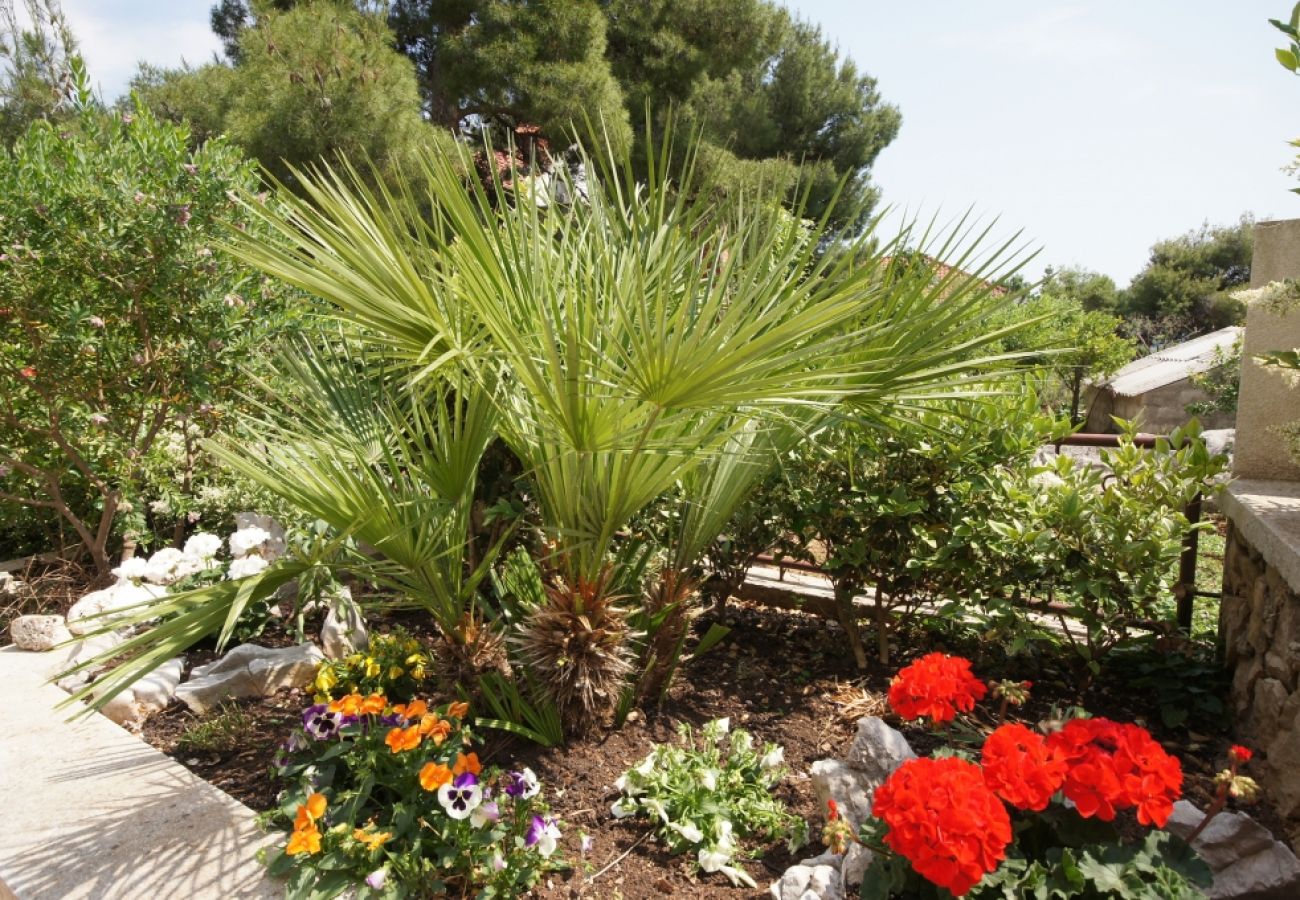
(286, 824, 321, 856)
(419, 761, 453, 791)
(328, 693, 364, 717)
(359, 693, 388, 716)
(385, 725, 422, 753)
(418, 713, 452, 745)
(454, 751, 482, 776)
(447, 701, 470, 720)
(394, 699, 428, 720)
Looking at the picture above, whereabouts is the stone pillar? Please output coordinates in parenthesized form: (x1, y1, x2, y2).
(1234, 218, 1300, 480)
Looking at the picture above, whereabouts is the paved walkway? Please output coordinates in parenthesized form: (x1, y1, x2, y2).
(0, 646, 282, 900)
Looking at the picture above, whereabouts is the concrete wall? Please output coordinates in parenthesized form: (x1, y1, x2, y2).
(1235, 219, 1300, 480)
(1083, 379, 1235, 434)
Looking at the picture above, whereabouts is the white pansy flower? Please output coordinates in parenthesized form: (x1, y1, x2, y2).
(730, 730, 753, 755)
(700, 769, 719, 791)
(702, 717, 730, 742)
(228, 555, 269, 579)
(610, 798, 638, 819)
(643, 798, 670, 823)
(228, 526, 271, 559)
(668, 820, 704, 844)
(760, 746, 785, 771)
(633, 754, 656, 778)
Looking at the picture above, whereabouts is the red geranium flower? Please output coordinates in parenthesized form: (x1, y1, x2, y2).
(887, 653, 988, 725)
(981, 723, 1067, 811)
(873, 756, 1012, 897)
(1230, 745, 1253, 764)
(1045, 717, 1182, 827)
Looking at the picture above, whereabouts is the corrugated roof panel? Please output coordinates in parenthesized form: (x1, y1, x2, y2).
(1102, 326, 1242, 398)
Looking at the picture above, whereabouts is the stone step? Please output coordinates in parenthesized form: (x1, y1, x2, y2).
(0, 646, 283, 899)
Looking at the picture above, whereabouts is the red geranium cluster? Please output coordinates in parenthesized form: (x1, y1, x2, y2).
(887, 652, 988, 725)
(872, 756, 1012, 897)
(1045, 717, 1182, 827)
(981, 722, 1068, 811)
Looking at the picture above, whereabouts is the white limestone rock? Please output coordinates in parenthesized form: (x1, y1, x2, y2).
(320, 586, 368, 660)
(770, 863, 843, 900)
(810, 759, 876, 831)
(841, 843, 873, 888)
(1166, 799, 1300, 899)
(66, 580, 167, 635)
(845, 716, 916, 781)
(175, 643, 323, 714)
(54, 630, 126, 692)
(9, 614, 73, 651)
(99, 657, 184, 729)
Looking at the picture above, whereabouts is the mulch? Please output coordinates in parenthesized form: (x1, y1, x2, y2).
(126, 597, 1284, 899)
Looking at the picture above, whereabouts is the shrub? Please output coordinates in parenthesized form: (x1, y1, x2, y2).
(0, 104, 298, 573)
(270, 693, 561, 897)
(611, 717, 806, 887)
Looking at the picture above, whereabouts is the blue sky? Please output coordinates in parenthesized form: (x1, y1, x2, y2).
(59, 1, 1300, 285)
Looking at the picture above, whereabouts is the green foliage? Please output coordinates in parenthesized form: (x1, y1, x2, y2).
(1187, 335, 1242, 418)
(0, 104, 298, 573)
(989, 290, 1135, 423)
(1106, 637, 1230, 731)
(1120, 217, 1253, 344)
(140, 2, 456, 192)
(1271, 3, 1300, 191)
(269, 696, 561, 898)
(313, 629, 433, 703)
(990, 421, 1228, 666)
(611, 717, 805, 888)
(0, 0, 81, 145)
(176, 703, 257, 753)
(966, 828, 1211, 899)
(206, 0, 899, 224)
(779, 391, 1067, 665)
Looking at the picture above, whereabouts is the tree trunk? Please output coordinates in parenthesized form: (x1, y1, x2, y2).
(1070, 367, 1084, 426)
(834, 581, 868, 670)
(875, 587, 891, 665)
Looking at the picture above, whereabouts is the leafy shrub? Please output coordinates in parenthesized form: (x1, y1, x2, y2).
(853, 654, 1213, 899)
(0, 103, 299, 573)
(988, 421, 1228, 666)
(313, 629, 431, 703)
(270, 693, 561, 898)
(1106, 637, 1230, 731)
(779, 391, 1066, 666)
(611, 717, 806, 887)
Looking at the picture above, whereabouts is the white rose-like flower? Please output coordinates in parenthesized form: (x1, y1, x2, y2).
(143, 547, 186, 585)
(228, 555, 269, 579)
(184, 532, 222, 561)
(111, 557, 150, 583)
(228, 526, 271, 559)
(760, 746, 785, 771)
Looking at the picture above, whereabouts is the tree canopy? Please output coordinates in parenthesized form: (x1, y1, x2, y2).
(199, 0, 900, 224)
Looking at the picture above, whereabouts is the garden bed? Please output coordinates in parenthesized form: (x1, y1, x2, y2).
(128, 597, 1281, 898)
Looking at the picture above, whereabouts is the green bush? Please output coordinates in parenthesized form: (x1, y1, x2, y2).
(0, 104, 300, 572)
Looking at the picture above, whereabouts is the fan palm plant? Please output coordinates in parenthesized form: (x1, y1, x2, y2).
(63, 129, 1040, 733)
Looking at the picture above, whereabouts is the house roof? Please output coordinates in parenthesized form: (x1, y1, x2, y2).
(1100, 326, 1243, 398)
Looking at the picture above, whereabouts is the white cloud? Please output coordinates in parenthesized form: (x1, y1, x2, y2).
(61, 2, 223, 102)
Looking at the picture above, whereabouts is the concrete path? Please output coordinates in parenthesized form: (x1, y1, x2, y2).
(0, 646, 283, 900)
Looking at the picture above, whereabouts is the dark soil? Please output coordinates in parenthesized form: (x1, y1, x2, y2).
(131, 597, 1286, 899)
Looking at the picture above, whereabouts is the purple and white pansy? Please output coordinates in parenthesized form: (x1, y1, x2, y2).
(503, 767, 541, 799)
(437, 772, 483, 820)
(525, 815, 561, 857)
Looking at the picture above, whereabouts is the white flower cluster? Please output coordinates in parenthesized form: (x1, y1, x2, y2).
(610, 717, 802, 888)
(108, 525, 274, 590)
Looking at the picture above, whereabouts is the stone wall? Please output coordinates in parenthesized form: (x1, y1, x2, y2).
(1221, 518, 1300, 843)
